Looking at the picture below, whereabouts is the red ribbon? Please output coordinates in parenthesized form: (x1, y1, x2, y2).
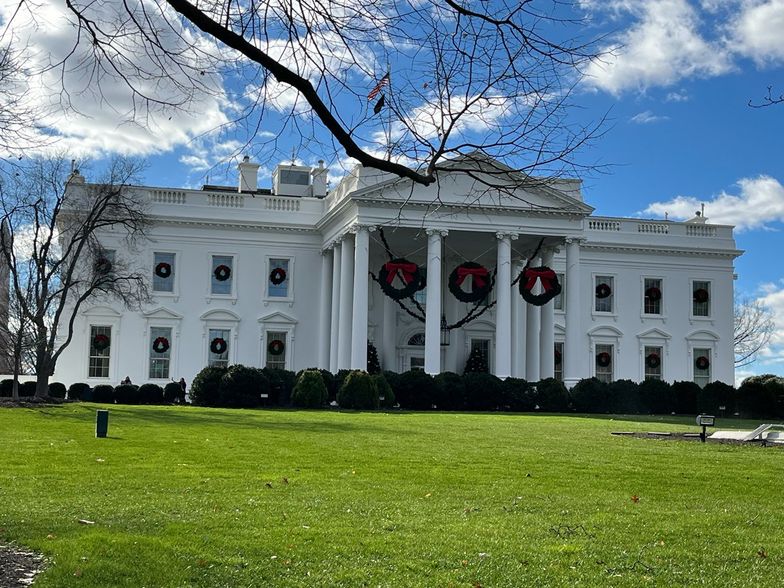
(384, 261, 418, 285)
(456, 266, 488, 288)
(523, 268, 556, 292)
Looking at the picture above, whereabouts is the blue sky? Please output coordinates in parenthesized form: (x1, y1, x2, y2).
(3, 0, 784, 377)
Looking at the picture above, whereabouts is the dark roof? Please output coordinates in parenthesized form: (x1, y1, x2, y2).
(201, 184, 272, 195)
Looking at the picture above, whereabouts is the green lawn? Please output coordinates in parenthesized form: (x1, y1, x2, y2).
(0, 405, 781, 587)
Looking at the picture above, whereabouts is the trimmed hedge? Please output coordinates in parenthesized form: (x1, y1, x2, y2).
(337, 370, 379, 410)
(433, 372, 466, 411)
(190, 366, 228, 407)
(92, 384, 115, 403)
(114, 384, 140, 404)
(21, 381, 37, 397)
(395, 370, 436, 410)
(532, 378, 569, 412)
(292, 369, 328, 408)
(68, 382, 90, 401)
(138, 383, 164, 405)
(48, 382, 67, 399)
(638, 378, 674, 414)
(0, 379, 13, 397)
(570, 378, 610, 413)
(220, 365, 269, 408)
(672, 380, 700, 415)
(501, 378, 534, 412)
(163, 382, 183, 404)
(464, 372, 503, 411)
(607, 380, 640, 414)
(372, 374, 395, 408)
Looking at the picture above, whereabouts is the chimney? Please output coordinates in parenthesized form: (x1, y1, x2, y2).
(311, 160, 327, 198)
(238, 155, 260, 193)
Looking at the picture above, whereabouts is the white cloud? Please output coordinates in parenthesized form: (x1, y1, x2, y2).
(665, 90, 690, 101)
(0, 0, 232, 158)
(730, 0, 784, 64)
(642, 175, 784, 230)
(630, 110, 669, 123)
(583, 0, 733, 94)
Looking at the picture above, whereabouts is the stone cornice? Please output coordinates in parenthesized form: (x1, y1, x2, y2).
(154, 218, 318, 233)
(580, 243, 743, 259)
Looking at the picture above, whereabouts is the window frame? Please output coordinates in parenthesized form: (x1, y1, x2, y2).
(691, 279, 712, 319)
(553, 272, 565, 312)
(88, 325, 112, 379)
(148, 326, 173, 380)
(643, 345, 663, 380)
(594, 343, 614, 384)
(208, 252, 237, 301)
(642, 276, 664, 317)
(693, 346, 712, 388)
(152, 251, 178, 296)
(554, 341, 564, 382)
(264, 330, 288, 370)
(208, 327, 232, 368)
(593, 274, 616, 315)
(264, 256, 295, 303)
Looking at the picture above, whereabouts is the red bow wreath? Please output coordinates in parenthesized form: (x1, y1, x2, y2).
(449, 262, 492, 303)
(519, 266, 561, 306)
(378, 258, 422, 300)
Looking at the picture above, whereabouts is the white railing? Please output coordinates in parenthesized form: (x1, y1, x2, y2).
(207, 193, 244, 208)
(151, 190, 187, 205)
(637, 222, 669, 234)
(265, 197, 301, 212)
(686, 225, 717, 237)
(588, 220, 621, 231)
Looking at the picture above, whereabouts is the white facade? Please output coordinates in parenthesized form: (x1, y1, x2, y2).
(54, 156, 742, 388)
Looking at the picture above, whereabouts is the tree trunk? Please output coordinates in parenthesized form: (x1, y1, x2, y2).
(35, 370, 51, 398)
(34, 338, 51, 398)
(11, 328, 23, 401)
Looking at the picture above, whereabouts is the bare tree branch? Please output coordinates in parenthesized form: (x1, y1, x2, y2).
(734, 295, 775, 367)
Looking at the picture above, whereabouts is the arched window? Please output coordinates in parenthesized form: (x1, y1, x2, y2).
(407, 332, 426, 346)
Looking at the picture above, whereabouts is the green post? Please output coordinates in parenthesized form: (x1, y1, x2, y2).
(96, 410, 109, 438)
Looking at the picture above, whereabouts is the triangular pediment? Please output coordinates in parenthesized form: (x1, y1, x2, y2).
(143, 306, 183, 320)
(84, 305, 122, 318)
(637, 328, 671, 340)
(257, 311, 297, 325)
(200, 309, 241, 322)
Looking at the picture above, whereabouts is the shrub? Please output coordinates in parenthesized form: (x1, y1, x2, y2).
(381, 371, 401, 404)
(21, 381, 38, 397)
(292, 369, 328, 408)
(395, 370, 436, 410)
(92, 384, 115, 403)
(671, 380, 701, 414)
(114, 384, 140, 404)
(464, 372, 503, 411)
(501, 378, 534, 412)
(372, 374, 396, 408)
(533, 378, 569, 412)
(570, 378, 610, 413)
(337, 370, 379, 410)
(68, 382, 90, 401)
(737, 375, 782, 418)
(139, 383, 164, 405)
(48, 382, 67, 399)
(163, 382, 182, 404)
(190, 366, 228, 407)
(433, 372, 466, 411)
(367, 342, 381, 374)
(262, 368, 296, 406)
(638, 378, 674, 414)
(698, 381, 736, 415)
(464, 347, 489, 373)
(0, 379, 12, 397)
(607, 379, 641, 414)
(220, 365, 269, 408)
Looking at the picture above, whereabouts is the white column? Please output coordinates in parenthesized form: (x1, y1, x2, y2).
(351, 226, 370, 370)
(511, 259, 527, 378)
(539, 247, 556, 379)
(494, 232, 515, 379)
(564, 238, 582, 388)
(338, 233, 355, 370)
(525, 255, 541, 382)
(382, 293, 396, 372)
(424, 229, 447, 374)
(318, 248, 333, 369)
(329, 244, 341, 373)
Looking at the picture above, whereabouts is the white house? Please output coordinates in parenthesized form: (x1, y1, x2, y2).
(53, 155, 742, 389)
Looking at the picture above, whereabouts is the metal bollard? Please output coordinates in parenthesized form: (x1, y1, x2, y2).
(96, 409, 109, 438)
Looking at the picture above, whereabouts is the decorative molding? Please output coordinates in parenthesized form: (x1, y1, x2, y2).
(425, 228, 449, 237)
(495, 231, 519, 240)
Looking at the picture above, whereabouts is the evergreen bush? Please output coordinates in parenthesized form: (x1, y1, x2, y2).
(0, 379, 13, 397)
(501, 378, 534, 411)
(433, 372, 466, 410)
(21, 381, 37, 397)
(570, 378, 610, 413)
(292, 369, 329, 408)
(671, 380, 701, 414)
(262, 368, 297, 406)
(638, 378, 674, 414)
(68, 382, 90, 401)
(114, 384, 140, 404)
(372, 374, 395, 408)
(395, 370, 436, 410)
(698, 381, 736, 415)
(532, 378, 569, 412)
(48, 382, 67, 398)
(190, 366, 228, 407)
(337, 370, 379, 410)
(163, 382, 182, 404)
(92, 384, 115, 403)
(367, 342, 381, 374)
(220, 365, 269, 408)
(737, 374, 783, 418)
(464, 372, 503, 411)
(381, 371, 401, 404)
(463, 347, 489, 373)
(139, 383, 164, 404)
(607, 379, 641, 414)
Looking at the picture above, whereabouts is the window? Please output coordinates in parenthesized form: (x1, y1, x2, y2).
(211, 255, 234, 295)
(88, 325, 111, 378)
(643, 278, 662, 315)
(279, 169, 310, 185)
(149, 327, 172, 379)
(595, 343, 613, 383)
(554, 342, 564, 382)
(209, 328, 230, 367)
(93, 249, 116, 276)
(408, 332, 426, 346)
(409, 357, 425, 371)
(268, 258, 290, 298)
(266, 331, 287, 370)
(413, 285, 427, 306)
(644, 345, 662, 380)
(694, 347, 711, 388)
(595, 276, 614, 313)
(553, 273, 565, 311)
(153, 252, 175, 293)
(692, 281, 711, 317)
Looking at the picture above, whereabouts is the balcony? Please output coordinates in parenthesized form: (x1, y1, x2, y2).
(585, 216, 738, 252)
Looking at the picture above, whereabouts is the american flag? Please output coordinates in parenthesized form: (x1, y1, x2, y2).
(367, 73, 390, 101)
